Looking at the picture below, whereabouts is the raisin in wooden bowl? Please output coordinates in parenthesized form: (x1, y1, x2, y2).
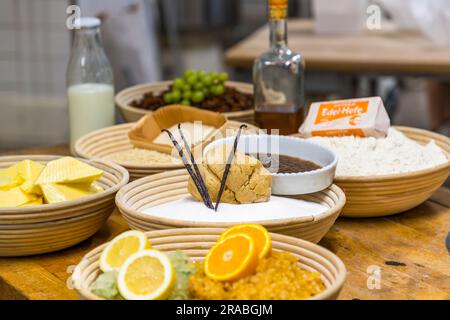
(116, 81, 255, 124)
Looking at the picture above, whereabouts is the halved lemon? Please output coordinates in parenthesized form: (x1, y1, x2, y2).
(99, 230, 149, 272)
(117, 250, 175, 300)
(204, 233, 258, 282)
(219, 224, 272, 259)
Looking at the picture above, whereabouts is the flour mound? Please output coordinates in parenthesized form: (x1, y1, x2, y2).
(308, 128, 448, 176)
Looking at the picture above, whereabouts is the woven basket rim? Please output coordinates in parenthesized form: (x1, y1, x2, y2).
(72, 227, 347, 300)
(115, 169, 346, 228)
(73, 123, 185, 170)
(73, 121, 259, 170)
(0, 155, 129, 215)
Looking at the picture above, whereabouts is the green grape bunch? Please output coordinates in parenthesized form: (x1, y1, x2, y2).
(163, 70, 229, 106)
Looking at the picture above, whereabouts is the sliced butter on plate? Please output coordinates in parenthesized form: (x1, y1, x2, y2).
(0, 187, 40, 207)
(36, 157, 103, 185)
(40, 182, 103, 204)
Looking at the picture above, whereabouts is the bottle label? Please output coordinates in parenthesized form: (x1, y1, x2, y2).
(269, 0, 288, 20)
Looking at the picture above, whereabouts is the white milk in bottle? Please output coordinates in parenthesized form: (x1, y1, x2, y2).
(68, 83, 114, 144)
(66, 17, 115, 150)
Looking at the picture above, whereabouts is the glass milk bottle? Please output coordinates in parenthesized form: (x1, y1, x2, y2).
(253, 0, 305, 135)
(66, 17, 114, 151)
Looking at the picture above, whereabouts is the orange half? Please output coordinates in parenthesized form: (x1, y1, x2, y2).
(204, 234, 258, 282)
(219, 224, 272, 259)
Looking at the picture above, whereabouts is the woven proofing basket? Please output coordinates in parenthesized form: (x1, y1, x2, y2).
(74, 121, 259, 181)
(116, 81, 255, 124)
(72, 228, 347, 300)
(73, 123, 184, 181)
(333, 127, 450, 217)
(74, 123, 183, 181)
(0, 155, 129, 256)
(116, 169, 346, 243)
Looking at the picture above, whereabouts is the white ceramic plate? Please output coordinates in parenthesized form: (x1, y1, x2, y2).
(204, 134, 338, 195)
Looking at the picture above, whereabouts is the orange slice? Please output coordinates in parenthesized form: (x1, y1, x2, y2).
(204, 234, 258, 282)
(219, 224, 272, 259)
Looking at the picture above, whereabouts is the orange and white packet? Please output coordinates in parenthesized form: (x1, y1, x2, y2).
(298, 97, 390, 138)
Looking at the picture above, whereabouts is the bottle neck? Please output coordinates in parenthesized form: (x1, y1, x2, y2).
(269, 19, 287, 48)
(268, 0, 288, 48)
(72, 27, 102, 52)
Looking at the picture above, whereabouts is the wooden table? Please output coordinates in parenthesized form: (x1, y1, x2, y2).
(0, 145, 449, 300)
(225, 19, 450, 76)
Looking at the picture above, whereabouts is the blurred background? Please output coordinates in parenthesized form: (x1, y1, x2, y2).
(1, 0, 450, 151)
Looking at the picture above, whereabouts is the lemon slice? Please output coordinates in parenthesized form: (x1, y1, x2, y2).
(117, 250, 175, 300)
(99, 230, 149, 272)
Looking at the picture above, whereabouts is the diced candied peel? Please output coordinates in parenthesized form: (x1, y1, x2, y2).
(190, 251, 325, 300)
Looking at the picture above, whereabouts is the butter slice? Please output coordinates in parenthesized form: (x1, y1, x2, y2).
(0, 187, 39, 207)
(20, 197, 43, 206)
(0, 171, 23, 191)
(0, 160, 44, 194)
(40, 182, 103, 204)
(13, 160, 44, 194)
(36, 157, 103, 185)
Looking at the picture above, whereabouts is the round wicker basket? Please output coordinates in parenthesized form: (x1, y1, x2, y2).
(72, 228, 347, 300)
(297, 126, 450, 218)
(116, 81, 255, 124)
(73, 123, 184, 181)
(74, 121, 259, 181)
(0, 155, 129, 256)
(116, 169, 346, 243)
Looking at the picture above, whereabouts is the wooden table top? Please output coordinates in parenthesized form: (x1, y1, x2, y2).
(225, 19, 450, 76)
(0, 145, 449, 300)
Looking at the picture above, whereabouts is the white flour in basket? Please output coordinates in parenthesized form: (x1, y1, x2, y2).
(141, 196, 327, 223)
(308, 128, 448, 176)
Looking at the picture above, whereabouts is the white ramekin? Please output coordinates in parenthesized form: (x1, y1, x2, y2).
(204, 134, 338, 195)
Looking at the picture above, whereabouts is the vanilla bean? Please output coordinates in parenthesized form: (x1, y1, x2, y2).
(162, 129, 213, 209)
(177, 123, 214, 209)
(214, 124, 248, 211)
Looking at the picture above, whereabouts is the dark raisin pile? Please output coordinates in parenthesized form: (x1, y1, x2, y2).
(130, 87, 254, 113)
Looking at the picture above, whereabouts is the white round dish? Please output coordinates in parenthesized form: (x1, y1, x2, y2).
(204, 134, 338, 195)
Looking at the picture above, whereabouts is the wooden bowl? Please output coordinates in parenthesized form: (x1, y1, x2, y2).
(0, 155, 129, 256)
(116, 81, 255, 124)
(294, 126, 450, 217)
(116, 169, 346, 243)
(73, 123, 185, 181)
(72, 228, 347, 300)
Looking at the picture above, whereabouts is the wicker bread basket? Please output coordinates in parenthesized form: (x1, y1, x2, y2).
(74, 121, 259, 181)
(73, 123, 184, 181)
(0, 155, 129, 256)
(116, 169, 346, 243)
(116, 81, 255, 124)
(72, 228, 347, 300)
(296, 126, 450, 218)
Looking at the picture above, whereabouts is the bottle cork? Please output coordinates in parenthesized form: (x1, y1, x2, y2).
(269, 0, 288, 20)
